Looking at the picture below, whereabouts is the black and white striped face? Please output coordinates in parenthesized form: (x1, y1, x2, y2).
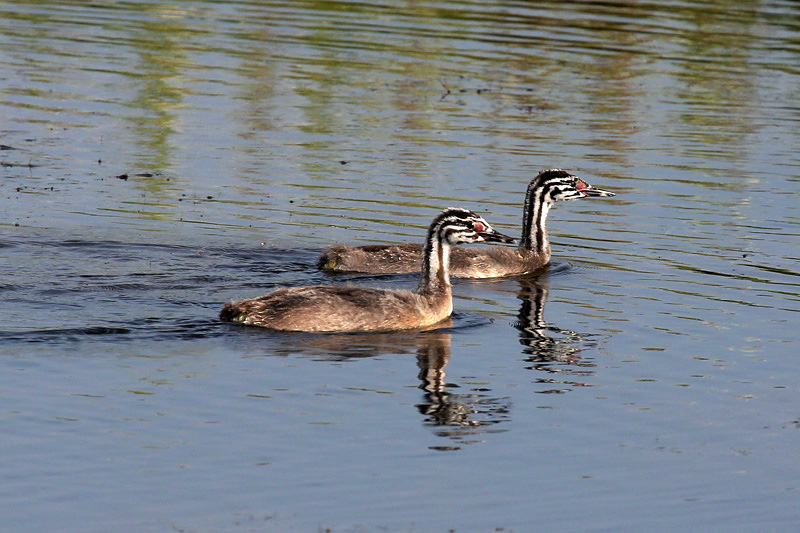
(430, 208, 516, 246)
(535, 169, 615, 202)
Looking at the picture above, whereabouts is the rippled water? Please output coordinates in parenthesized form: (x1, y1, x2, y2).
(2, 1, 800, 531)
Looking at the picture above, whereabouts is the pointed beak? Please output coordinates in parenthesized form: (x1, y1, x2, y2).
(480, 228, 516, 244)
(579, 185, 615, 198)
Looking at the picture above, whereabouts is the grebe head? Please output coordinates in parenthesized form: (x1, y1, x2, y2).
(433, 208, 516, 246)
(534, 169, 616, 202)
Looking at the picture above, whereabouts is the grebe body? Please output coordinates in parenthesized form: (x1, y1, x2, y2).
(221, 208, 514, 332)
(319, 169, 614, 278)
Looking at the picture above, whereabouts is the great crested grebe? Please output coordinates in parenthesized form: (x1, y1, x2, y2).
(220, 208, 514, 333)
(318, 169, 614, 278)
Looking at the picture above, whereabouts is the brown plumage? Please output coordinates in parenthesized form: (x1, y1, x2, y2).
(221, 208, 514, 333)
(318, 169, 615, 278)
(320, 243, 549, 278)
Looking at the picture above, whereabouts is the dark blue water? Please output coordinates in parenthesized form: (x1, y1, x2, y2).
(2, 1, 800, 531)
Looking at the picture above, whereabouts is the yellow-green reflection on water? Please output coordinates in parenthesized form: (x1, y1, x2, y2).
(2, 1, 800, 532)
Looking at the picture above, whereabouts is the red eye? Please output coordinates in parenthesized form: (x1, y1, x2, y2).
(575, 179, 588, 190)
(474, 222, 485, 233)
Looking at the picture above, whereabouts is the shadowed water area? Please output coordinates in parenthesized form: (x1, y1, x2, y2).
(2, 1, 800, 531)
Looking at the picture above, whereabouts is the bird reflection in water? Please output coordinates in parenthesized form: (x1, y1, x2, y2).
(236, 320, 511, 449)
(514, 270, 601, 393)
(415, 331, 510, 449)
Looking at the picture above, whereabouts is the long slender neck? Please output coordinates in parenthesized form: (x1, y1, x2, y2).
(418, 232, 451, 296)
(520, 180, 553, 255)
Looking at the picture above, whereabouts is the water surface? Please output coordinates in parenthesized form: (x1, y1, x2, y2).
(2, 1, 800, 531)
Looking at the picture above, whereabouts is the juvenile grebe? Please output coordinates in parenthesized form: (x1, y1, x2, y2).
(220, 208, 514, 333)
(318, 169, 614, 278)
